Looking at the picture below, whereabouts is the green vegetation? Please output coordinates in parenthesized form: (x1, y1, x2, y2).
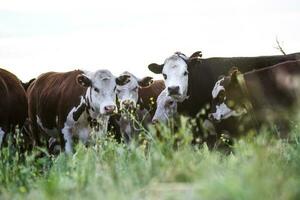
(1, 117, 300, 200)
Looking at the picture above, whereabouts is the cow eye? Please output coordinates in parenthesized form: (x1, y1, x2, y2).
(163, 73, 167, 79)
(94, 87, 99, 93)
(183, 71, 188, 76)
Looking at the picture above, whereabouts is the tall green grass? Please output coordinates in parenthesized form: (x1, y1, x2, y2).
(1, 118, 300, 200)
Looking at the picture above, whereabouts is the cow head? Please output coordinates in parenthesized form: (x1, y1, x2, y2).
(77, 70, 119, 116)
(116, 71, 153, 110)
(152, 89, 178, 124)
(148, 51, 202, 101)
(209, 68, 247, 121)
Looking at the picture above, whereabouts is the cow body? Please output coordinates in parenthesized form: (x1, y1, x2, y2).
(210, 60, 300, 137)
(0, 68, 28, 147)
(28, 69, 118, 153)
(148, 52, 300, 117)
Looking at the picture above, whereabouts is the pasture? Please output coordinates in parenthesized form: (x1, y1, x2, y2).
(1, 116, 300, 200)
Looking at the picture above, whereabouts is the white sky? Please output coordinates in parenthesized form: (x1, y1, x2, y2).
(0, 0, 299, 81)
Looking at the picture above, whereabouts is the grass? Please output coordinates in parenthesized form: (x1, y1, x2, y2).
(1, 117, 300, 200)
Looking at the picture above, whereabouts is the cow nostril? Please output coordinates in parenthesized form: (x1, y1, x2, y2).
(105, 105, 116, 113)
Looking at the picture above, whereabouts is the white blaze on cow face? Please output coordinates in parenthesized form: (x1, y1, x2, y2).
(162, 53, 189, 100)
(210, 102, 243, 121)
(82, 70, 117, 116)
(0, 127, 5, 147)
(212, 77, 225, 98)
(152, 89, 178, 123)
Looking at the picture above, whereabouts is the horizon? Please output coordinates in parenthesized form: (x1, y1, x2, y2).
(0, 0, 299, 81)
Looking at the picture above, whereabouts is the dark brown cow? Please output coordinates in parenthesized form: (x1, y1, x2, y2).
(28, 69, 119, 153)
(0, 68, 28, 147)
(209, 60, 300, 137)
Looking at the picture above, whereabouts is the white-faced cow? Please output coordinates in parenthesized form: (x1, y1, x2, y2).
(152, 89, 178, 124)
(209, 60, 300, 137)
(111, 72, 165, 142)
(28, 69, 120, 153)
(148, 51, 300, 117)
(0, 68, 28, 148)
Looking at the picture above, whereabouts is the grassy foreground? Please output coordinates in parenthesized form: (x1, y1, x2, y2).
(1, 118, 300, 200)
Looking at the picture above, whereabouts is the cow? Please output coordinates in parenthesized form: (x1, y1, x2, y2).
(0, 68, 28, 148)
(28, 69, 120, 154)
(148, 51, 300, 117)
(110, 72, 165, 142)
(152, 89, 178, 124)
(209, 60, 300, 138)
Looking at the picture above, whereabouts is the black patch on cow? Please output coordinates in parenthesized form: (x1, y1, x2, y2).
(73, 103, 86, 121)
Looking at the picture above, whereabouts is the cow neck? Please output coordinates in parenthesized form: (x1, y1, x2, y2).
(84, 87, 99, 128)
(236, 74, 259, 128)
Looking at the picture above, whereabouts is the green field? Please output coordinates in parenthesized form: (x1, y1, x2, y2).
(1, 117, 300, 200)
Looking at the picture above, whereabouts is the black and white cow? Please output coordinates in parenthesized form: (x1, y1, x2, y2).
(148, 51, 300, 117)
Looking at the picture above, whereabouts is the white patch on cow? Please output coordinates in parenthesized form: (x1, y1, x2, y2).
(36, 115, 59, 137)
(0, 127, 5, 148)
(162, 53, 189, 100)
(211, 103, 246, 121)
(212, 78, 225, 98)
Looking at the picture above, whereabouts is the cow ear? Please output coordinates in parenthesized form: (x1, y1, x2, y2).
(138, 76, 153, 87)
(228, 66, 239, 75)
(77, 74, 92, 87)
(189, 51, 202, 61)
(116, 74, 130, 86)
(148, 63, 163, 74)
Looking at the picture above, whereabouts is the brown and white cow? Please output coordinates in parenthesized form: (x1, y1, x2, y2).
(28, 69, 120, 153)
(209, 60, 300, 137)
(111, 72, 165, 142)
(0, 68, 28, 147)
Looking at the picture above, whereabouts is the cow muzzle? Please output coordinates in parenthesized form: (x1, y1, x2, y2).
(121, 99, 135, 110)
(104, 105, 116, 115)
(168, 86, 180, 96)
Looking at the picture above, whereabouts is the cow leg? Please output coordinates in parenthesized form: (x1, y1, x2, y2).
(61, 125, 73, 154)
(0, 127, 5, 148)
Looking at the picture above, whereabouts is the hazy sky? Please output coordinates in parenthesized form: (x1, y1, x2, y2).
(0, 0, 299, 81)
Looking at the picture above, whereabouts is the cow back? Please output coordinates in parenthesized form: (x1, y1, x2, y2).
(0, 68, 27, 130)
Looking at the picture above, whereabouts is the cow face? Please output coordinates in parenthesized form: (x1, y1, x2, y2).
(116, 71, 153, 110)
(152, 89, 178, 123)
(77, 70, 118, 116)
(209, 70, 247, 121)
(148, 52, 189, 101)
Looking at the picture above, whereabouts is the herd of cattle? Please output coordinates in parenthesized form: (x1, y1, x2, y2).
(1, 51, 300, 153)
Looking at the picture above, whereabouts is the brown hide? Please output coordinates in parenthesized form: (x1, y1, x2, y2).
(0, 68, 28, 139)
(28, 70, 86, 146)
